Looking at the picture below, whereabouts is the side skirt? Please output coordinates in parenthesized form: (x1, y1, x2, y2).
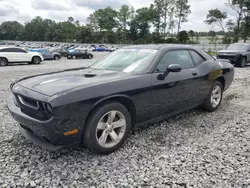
(135, 102, 203, 127)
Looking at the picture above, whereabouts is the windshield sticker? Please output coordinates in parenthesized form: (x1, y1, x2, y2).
(118, 49, 137, 52)
(139, 49, 158, 53)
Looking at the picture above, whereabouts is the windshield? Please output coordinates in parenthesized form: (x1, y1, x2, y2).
(90, 49, 159, 73)
(226, 43, 249, 51)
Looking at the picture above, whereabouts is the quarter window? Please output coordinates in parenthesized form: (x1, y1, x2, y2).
(189, 50, 206, 66)
(155, 50, 194, 72)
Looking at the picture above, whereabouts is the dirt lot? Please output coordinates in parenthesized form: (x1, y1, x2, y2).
(0, 52, 250, 188)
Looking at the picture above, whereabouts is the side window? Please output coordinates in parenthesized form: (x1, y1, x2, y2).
(0, 48, 11, 52)
(15, 48, 27, 53)
(155, 50, 194, 72)
(189, 50, 206, 66)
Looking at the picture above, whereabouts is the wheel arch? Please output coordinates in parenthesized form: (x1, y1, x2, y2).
(215, 76, 225, 89)
(0, 57, 8, 61)
(85, 95, 137, 128)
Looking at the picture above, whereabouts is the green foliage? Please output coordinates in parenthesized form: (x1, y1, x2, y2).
(176, 0, 191, 34)
(204, 9, 227, 31)
(177, 30, 189, 44)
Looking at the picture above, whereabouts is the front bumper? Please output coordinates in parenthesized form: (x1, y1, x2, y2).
(7, 95, 81, 150)
(217, 55, 241, 64)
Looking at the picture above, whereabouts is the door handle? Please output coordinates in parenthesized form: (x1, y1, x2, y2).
(192, 72, 198, 76)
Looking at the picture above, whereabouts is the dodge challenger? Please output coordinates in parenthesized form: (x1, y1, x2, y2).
(7, 45, 234, 154)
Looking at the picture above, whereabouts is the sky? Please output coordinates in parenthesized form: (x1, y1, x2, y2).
(0, 0, 237, 32)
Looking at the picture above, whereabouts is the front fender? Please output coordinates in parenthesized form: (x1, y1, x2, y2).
(91, 94, 134, 111)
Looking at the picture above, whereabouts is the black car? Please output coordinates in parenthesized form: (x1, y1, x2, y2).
(67, 50, 93, 59)
(7, 45, 234, 154)
(51, 48, 68, 57)
(217, 43, 250, 67)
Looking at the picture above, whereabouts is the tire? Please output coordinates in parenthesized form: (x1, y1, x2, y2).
(201, 81, 223, 112)
(83, 102, 131, 154)
(54, 55, 60, 60)
(32, 56, 41, 64)
(88, 54, 93, 59)
(238, 57, 246, 67)
(72, 55, 76, 59)
(0, 57, 8, 66)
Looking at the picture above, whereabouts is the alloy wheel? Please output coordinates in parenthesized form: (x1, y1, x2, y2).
(33, 57, 41, 64)
(0, 58, 7, 66)
(95, 110, 126, 148)
(210, 85, 222, 108)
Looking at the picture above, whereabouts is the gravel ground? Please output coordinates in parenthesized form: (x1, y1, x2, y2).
(0, 53, 250, 188)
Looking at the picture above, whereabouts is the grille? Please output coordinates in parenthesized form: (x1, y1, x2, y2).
(217, 55, 237, 60)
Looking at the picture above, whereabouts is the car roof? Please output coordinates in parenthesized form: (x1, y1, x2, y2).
(0, 46, 22, 50)
(123, 44, 198, 50)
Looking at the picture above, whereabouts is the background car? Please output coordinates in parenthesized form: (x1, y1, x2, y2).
(94, 47, 106, 52)
(29, 48, 61, 60)
(67, 49, 93, 59)
(7, 45, 234, 154)
(0, 47, 43, 66)
(217, 43, 250, 67)
(51, 48, 68, 57)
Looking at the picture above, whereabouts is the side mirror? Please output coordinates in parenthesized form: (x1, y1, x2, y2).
(157, 64, 182, 80)
(167, 64, 182, 72)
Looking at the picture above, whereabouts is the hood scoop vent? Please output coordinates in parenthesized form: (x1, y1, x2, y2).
(83, 74, 96, 78)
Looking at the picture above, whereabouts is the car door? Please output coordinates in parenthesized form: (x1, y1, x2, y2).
(150, 49, 201, 118)
(45, 50, 54, 59)
(246, 45, 250, 62)
(7, 48, 28, 62)
(15, 48, 32, 62)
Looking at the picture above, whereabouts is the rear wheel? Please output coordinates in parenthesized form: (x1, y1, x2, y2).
(238, 57, 246, 67)
(202, 81, 223, 112)
(0, 58, 8, 66)
(88, 54, 93, 59)
(83, 102, 131, 154)
(72, 55, 76, 59)
(54, 55, 60, 60)
(32, 56, 41, 64)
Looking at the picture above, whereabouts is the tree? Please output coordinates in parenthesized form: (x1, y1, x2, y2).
(87, 14, 100, 32)
(68, 17, 74, 22)
(227, 0, 246, 42)
(118, 5, 131, 30)
(162, 0, 175, 39)
(175, 0, 191, 35)
(177, 30, 189, 43)
(0, 21, 25, 40)
(118, 5, 131, 43)
(94, 7, 118, 31)
(204, 9, 227, 32)
(188, 30, 195, 42)
(129, 7, 155, 43)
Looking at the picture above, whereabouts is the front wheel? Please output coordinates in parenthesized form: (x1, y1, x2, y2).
(238, 57, 246, 67)
(0, 58, 8, 66)
(201, 81, 223, 112)
(54, 55, 60, 60)
(88, 54, 93, 59)
(83, 102, 131, 154)
(32, 56, 41, 64)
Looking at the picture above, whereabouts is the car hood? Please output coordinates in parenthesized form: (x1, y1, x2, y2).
(16, 68, 132, 97)
(217, 50, 245, 54)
